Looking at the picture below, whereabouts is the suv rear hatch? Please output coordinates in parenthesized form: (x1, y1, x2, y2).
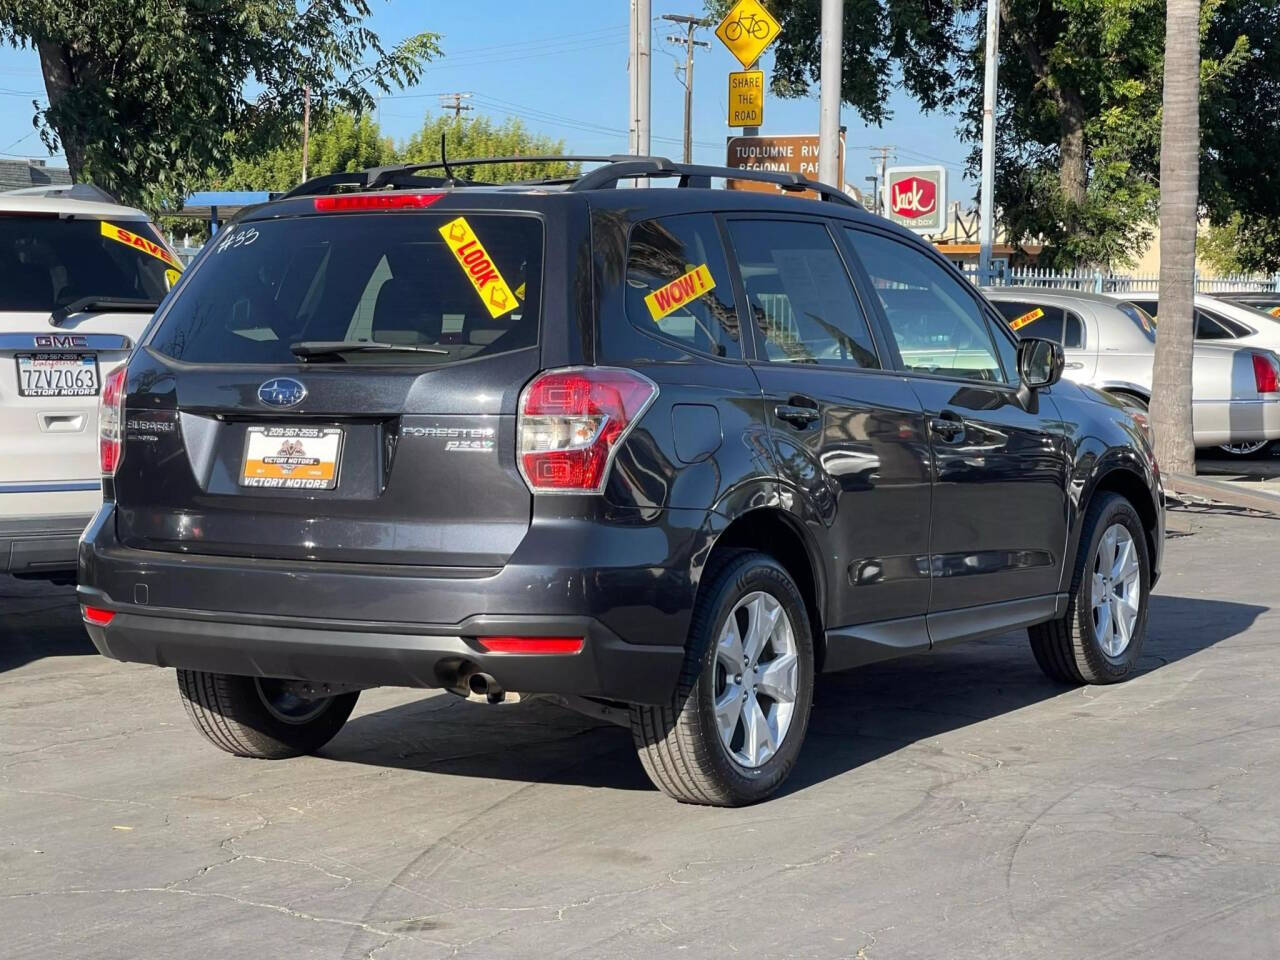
(113, 204, 545, 567)
(0, 213, 169, 493)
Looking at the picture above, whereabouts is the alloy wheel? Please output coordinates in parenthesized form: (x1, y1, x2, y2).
(254, 678, 332, 725)
(1091, 523, 1141, 657)
(712, 591, 799, 769)
(1218, 440, 1270, 457)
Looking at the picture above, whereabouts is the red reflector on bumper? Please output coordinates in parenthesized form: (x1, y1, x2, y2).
(476, 636, 585, 655)
(82, 606, 114, 626)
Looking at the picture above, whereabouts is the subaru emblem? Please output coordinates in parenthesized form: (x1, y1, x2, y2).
(258, 377, 307, 408)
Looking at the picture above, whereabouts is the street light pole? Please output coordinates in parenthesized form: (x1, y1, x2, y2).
(629, 0, 652, 158)
(817, 0, 843, 186)
(978, 0, 1000, 286)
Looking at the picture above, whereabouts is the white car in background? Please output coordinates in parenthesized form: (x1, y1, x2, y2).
(985, 288, 1280, 458)
(1, 184, 178, 580)
(1115, 292, 1280, 355)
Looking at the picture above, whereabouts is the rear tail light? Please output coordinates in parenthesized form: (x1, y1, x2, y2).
(517, 367, 658, 494)
(313, 192, 443, 211)
(476, 636, 585, 654)
(81, 606, 114, 626)
(99, 366, 127, 476)
(1252, 352, 1280, 394)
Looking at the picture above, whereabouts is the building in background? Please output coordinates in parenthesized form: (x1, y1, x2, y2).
(0, 158, 71, 192)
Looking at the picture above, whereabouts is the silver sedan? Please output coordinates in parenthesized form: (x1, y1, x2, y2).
(984, 288, 1280, 457)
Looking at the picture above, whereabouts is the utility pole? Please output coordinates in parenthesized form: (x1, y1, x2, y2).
(301, 85, 311, 182)
(817, 0, 843, 186)
(978, 0, 1000, 286)
(663, 15, 710, 164)
(868, 145, 895, 213)
(629, 0, 652, 158)
(439, 92, 474, 120)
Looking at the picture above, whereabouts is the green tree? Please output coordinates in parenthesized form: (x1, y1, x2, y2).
(399, 114, 579, 183)
(212, 111, 395, 193)
(0, 0, 437, 209)
(758, 0, 1260, 269)
(1199, 1, 1280, 272)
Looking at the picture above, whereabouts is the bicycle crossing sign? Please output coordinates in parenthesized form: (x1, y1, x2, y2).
(715, 0, 781, 70)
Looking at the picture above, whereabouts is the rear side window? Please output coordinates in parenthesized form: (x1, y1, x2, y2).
(993, 301, 1064, 341)
(726, 219, 879, 368)
(992, 301, 1086, 349)
(624, 214, 740, 358)
(1196, 309, 1250, 340)
(150, 213, 542, 365)
(0, 215, 174, 312)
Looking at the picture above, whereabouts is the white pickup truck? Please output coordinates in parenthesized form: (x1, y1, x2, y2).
(0, 184, 178, 580)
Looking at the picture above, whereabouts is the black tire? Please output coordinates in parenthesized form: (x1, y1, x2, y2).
(630, 551, 815, 806)
(1028, 492, 1150, 685)
(177, 670, 359, 759)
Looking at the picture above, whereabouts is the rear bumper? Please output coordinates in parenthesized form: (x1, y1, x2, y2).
(1192, 397, 1280, 446)
(0, 513, 91, 574)
(77, 503, 709, 704)
(79, 605, 683, 704)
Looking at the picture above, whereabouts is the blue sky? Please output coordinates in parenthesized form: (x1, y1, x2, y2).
(0, 0, 975, 201)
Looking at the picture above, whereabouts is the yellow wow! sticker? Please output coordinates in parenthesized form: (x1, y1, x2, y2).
(644, 264, 716, 322)
(100, 221, 182, 270)
(1008, 307, 1044, 332)
(438, 217, 519, 319)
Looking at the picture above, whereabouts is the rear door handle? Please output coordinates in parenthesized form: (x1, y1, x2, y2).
(929, 414, 966, 444)
(774, 403, 820, 428)
(1064, 361, 1085, 370)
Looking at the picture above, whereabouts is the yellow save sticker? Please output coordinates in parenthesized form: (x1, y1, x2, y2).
(100, 221, 181, 270)
(165, 268, 181, 290)
(644, 264, 716, 322)
(1008, 307, 1044, 332)
(437, 217, 519, 319)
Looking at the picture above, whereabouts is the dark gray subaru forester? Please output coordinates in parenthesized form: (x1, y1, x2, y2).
(80, 156, 1163, 805)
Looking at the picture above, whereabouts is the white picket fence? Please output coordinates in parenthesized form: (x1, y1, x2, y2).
(959, 264, 1280, 294)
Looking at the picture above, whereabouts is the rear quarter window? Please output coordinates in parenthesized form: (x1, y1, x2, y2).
(623, 213, 740, 358)
(149, 213, 542, 365)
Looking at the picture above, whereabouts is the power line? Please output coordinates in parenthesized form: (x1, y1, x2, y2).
(663, 14, 711, 164)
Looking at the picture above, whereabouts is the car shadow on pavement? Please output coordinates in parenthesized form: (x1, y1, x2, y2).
(327, 594, 1266, 798)
(0, 578, 91, 673)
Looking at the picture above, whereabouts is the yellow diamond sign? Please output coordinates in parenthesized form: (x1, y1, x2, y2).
(715, 0, 781, 70)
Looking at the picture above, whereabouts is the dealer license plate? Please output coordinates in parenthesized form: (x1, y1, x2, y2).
(16, 353, 100, 398)
(240, 425, 344, 490)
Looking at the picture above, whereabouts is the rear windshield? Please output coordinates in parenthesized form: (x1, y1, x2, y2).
(149, 213, 543, 365)
(0, 215, 174, 312)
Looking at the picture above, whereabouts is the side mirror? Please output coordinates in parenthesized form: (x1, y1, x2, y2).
(1017, 337, 1064, 390)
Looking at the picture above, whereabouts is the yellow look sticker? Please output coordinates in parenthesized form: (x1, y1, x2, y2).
(1008, 307, 1044, 332)
(100, 221, 181, 270)
(438, 217, 519, 318)
(644, 265, 716, 322)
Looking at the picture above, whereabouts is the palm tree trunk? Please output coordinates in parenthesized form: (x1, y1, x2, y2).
(1149, 0, 1200, 476)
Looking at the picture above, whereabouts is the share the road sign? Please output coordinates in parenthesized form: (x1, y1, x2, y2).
(728, 70, 764, 127)
(715, 0, 781, 70)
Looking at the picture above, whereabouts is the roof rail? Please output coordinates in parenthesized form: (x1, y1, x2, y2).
(3, 182, 121, 205)
(279, 154, 859, 209)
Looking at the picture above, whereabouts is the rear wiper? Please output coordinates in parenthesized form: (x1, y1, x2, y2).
(289, 340, 450, 361)
(51, 296, 161, 325)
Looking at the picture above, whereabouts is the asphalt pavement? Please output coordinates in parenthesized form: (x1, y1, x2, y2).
(2, 507, 1278, 959)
